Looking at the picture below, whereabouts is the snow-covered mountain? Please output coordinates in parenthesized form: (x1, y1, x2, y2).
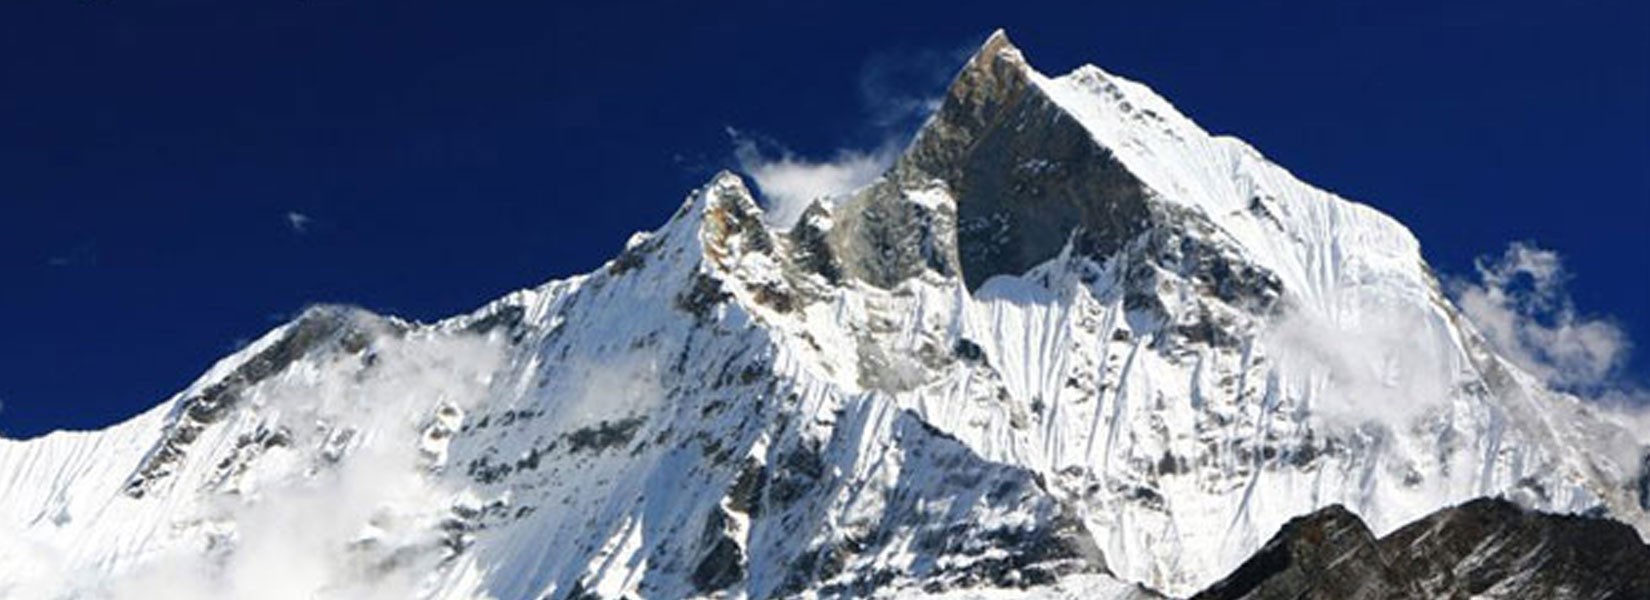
(2, 30, 1645, 599)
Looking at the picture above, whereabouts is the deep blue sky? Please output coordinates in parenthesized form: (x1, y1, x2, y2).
(2, 1, 1645, 438)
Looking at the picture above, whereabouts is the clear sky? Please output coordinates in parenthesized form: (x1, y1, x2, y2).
(2, 1, 1646, 438)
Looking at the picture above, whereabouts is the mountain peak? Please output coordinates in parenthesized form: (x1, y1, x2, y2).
(891, 28, 1160, 291)
(931, 28, 1035, 137)
(971, 28, 1026, 70)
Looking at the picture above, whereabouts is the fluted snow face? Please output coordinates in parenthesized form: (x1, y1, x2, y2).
(1, 31, 1644, 600)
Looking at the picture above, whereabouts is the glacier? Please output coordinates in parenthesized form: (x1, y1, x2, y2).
(1, 29, 1645, 599)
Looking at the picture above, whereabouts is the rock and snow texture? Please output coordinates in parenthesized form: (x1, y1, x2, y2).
(1, 29, 1646, 600)
(1192, 497, 1650, 599)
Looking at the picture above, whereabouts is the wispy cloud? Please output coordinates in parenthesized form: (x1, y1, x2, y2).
(286, 211, 312, 234)
(728, 128, 898, 228)
(46, 242, 97, 268)
(856, 43, 970, 130)
(1258, 240, 1645, 434)
(79, 322, 509, 598)
(1452, 242, 1637, 400)
(1264, 302, 1457, 430)
(728, 38, 972, 228)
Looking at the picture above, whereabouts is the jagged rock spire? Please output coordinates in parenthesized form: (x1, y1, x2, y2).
(778, 29, 1171, 292)
(873, 29, 1158, 290)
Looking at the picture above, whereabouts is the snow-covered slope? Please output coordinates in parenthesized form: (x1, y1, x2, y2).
(1, 30, 1645, 599)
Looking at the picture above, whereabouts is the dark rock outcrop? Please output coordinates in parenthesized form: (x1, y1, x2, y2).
(1194, 498, 1650, 600)
(819, 29, 1286, 328)
(1192, 505, 1414, 600)
(899, 31, 1154, 291)
(125, 306, 385, 498)
(691, 507, 746, 592)
(1382, 498, 1650, 599)
(1638, 449, 1650, 512)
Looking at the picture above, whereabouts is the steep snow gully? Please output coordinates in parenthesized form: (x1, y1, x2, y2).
(1, 30, 1645, 600)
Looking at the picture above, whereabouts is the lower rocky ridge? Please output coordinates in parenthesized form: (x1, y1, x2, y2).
(1191, 498, 1650, 600)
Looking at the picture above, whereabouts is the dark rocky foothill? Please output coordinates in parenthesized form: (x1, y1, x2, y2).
(1193, 498, 1650, 600)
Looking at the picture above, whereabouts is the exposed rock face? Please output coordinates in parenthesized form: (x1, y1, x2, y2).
(1384, 498, 1650, 599)
(899, 31, 1154, 291)
(1192, 506, 1417, 600)
(690, 507, 745, 593)
(1195, 498, 1650, 600)
(123, 306, 392, 499)
(824, 179, 959, 289)
(1639, 451, 1650, 511)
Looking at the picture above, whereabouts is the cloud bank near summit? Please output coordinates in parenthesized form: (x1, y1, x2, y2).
(727, 39, 971, 228)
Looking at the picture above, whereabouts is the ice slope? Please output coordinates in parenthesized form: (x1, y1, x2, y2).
(1, 29, 1645, 600)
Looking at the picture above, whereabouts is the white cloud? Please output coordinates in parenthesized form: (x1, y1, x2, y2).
(1452, 242, 1632, 396)
(729, 128, 897, 228)
(76, 319, 509, 599)
(286, 211, 312, 234)
(1264, 301, 1457, 430)
(47, 242, 97, 268)
(1258, 240, 1645, 432)
(856, 44, 966, 130)
(555, 356, 662, 431)
(4, 316, 685, 598)
(726, 40, 967, 228)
